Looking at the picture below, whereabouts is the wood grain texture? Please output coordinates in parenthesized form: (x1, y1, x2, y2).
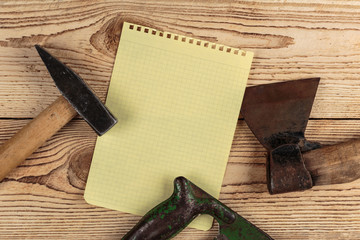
(1, 0, 360, 239)
(1, 120, 360, 239)
(0, 0, 360, 118)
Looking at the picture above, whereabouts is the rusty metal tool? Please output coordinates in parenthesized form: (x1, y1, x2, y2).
(241, 78, 360, 194)
(123, 176, 273, 240)
(0, 45, 117, 182)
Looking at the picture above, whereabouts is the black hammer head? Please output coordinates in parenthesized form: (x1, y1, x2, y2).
(241, 78, 321, 194)
(35, 45, 117, 136)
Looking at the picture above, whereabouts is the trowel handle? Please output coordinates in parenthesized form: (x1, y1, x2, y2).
(303, 138, 360, 186)
(0, 95, 77, 182)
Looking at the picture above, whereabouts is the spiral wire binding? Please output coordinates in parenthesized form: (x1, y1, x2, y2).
(128, 24, 247, 56)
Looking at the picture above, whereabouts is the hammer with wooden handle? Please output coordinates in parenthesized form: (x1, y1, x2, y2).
(0, 45, 117, 182)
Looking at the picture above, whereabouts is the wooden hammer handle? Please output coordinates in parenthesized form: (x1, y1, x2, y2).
(0, 95, 77, 181)
(303, 138, 360, 186)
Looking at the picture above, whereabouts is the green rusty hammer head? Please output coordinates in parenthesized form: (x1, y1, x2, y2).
(122, 176, 273, 240)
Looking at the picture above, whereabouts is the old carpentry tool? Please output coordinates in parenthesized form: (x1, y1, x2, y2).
(241, 78, 321, 194)
(0, 45, 117, 182)
(123, 176, 273, 240)
(241, 78, 360, 194)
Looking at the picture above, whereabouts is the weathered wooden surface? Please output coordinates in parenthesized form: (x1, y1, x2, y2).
(1, 0, 360, 239)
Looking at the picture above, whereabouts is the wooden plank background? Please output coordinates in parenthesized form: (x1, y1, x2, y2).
(1, 0, 360, 239)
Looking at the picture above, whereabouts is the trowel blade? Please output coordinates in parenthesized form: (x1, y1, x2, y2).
(241, 78, 320, 151)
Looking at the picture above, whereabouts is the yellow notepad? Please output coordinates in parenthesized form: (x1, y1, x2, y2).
(84, 22, 253, 230)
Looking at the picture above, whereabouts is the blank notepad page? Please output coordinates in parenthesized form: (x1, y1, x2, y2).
(84, 22, 254, 230)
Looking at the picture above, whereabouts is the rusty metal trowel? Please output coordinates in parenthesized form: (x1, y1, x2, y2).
(0, 45, 117, 182)
(241, 78, 360, 194)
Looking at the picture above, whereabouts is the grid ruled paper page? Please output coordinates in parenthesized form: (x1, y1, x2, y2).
(84, 22, 254, 230)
